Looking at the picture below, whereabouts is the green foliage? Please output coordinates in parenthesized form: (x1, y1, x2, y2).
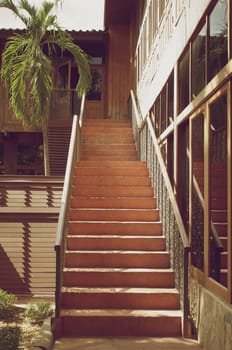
(0, 0, 91, 128)
(0, 289, 18, 321)
(0, 326, 21, 350)
(24, 301, 53, 325)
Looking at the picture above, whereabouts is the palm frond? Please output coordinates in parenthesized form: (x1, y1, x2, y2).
(0, 0, 29, 27)
(1, 34, 52, 127)
(48, 30, 92, 95)
(0, 0, 91, 127)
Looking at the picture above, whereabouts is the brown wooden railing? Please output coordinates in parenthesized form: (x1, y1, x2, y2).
(129, 90, 191, 336)
(54, 94, 85, 324)
(0, 176, 63, 208)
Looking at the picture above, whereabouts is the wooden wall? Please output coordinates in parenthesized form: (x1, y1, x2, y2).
(0, 179, 63, 296)
(107, 24, 131, 120)
(0, 81, 6, 131)
(0, 220, 57, 295)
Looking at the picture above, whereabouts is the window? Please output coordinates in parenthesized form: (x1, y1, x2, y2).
(178, 0, 229, 112)
(178, 49, 190, 112)
(192, 23, 206, 98)
(17, 144, 43, 175)
(167, 72, 174, 123)
(160, 86, 167, 133)
(154, 96, 161, 136)
(87, 68, 102, 101)
(209, 93, 228, 287)
(191, 113, 205, 271)
(208, 0, 228, 81)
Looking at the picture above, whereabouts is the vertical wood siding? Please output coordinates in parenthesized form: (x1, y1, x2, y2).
(107, 25, 131, 120)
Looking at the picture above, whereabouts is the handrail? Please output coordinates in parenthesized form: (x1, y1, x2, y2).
(130, 90, 190, 249)
(79, 93, 86, 128)
(130, 90, 143, 128)
(130, 89, 190, 336)
(54, 94, 85, 324)
(55, 114, 78, 248)
(148, 114, 190, 249)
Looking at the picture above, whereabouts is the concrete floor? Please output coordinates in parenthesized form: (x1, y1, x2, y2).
(53, 337, 204, 350)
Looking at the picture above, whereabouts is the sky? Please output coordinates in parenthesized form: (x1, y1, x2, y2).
(0, 0, 105, 30)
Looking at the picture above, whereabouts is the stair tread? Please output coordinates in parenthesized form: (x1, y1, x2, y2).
(69, 220, 162, 223)
(71, 208, 157, 211)
(67, 235, 164, 238)
(62, 287, 179, 293)
(65, 250, 169, 254)
(77, 161, 147, 167)
(64, 267, 173, 272)
(61, 309, 182, 317)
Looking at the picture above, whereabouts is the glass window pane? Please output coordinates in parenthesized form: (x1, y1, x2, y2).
(177, 122, 189, 234)
(178, 49, 190, 112)
(154, 96, 161, 136)
(192, 23, 206, 98)
(87, 68, 102, 101)
(209, 93, 228, 287)
(191, 113, 204, 271)
(17, 144, 43, 165)
(160, 87, 167, 133)
(208, 0, 228, 81)
(167, 72, 174, 124)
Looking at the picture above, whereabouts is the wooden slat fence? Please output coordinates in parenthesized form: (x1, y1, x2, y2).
(0, 177, 63, 296)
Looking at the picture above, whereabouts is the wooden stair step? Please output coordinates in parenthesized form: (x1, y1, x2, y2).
(61, 287, 180, 309)
(81, 149, 137, 156)
(63, 268, 175, 288)
(73, 175, 151, 186)
(68, 221, 163, 235)
(71, 197, 156, 209)
(76, 160, 146, 167)
(75, 166, 149, 176)
(213, 223, 227, 235)
(83, 119, 131, 126)
(81, 155, 137, 161)
(220, 252, 228, 268)
(69, 208, 159, 221)
(82, 144, 136, 150)
(64, 251, 170, 268)
(82, 135, 134, 143)
(60, 309, 182, 337)
(66, 235, 166, 251)
(211, 209, 227, 222)
(82, 126, 133, 133)
(72, 185, 153, 197)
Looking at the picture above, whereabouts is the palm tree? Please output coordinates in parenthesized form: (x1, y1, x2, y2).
(0, 0, 91, 175)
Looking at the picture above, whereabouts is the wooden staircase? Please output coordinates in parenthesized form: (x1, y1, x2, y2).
(48, 121, 72, 175)
(59, 118, 182, 337)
